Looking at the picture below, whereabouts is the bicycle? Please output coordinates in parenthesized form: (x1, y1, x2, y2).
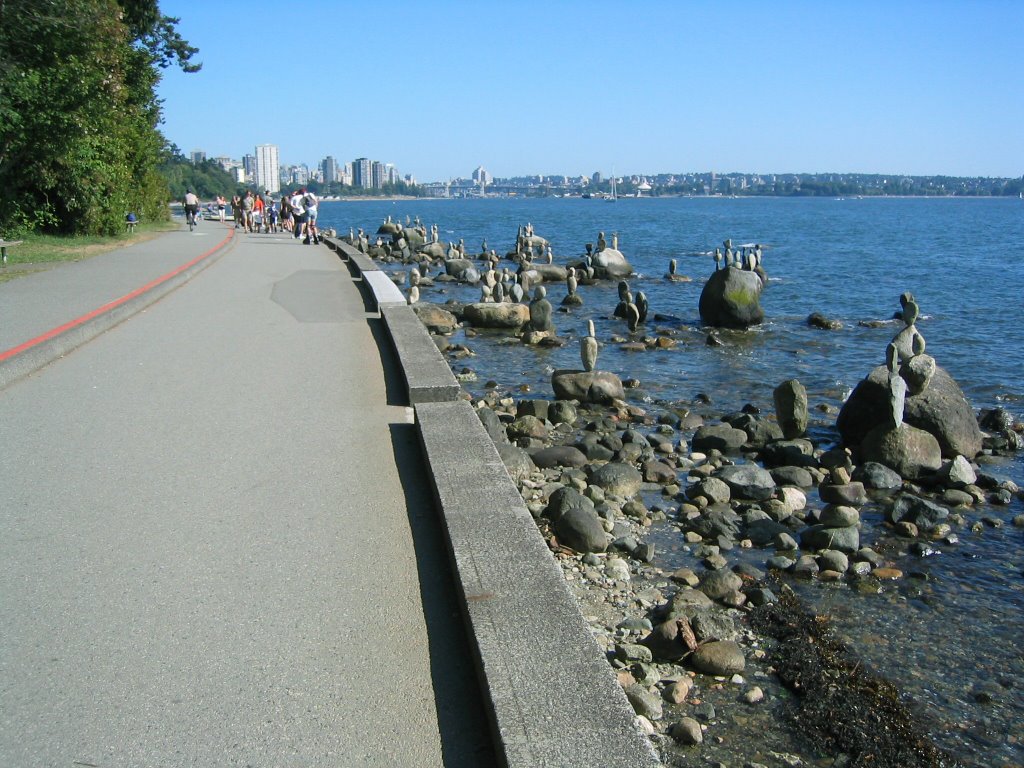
(185, 206, 198, 232)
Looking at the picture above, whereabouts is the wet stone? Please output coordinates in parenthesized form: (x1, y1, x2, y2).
(854, 461, 904, 490)
(691, 640, 745, 676)
(670, 717, 703, 745)
(819, 482, 868, 506)
(698, 569, 743, 600)
(819, 505, 861, 528)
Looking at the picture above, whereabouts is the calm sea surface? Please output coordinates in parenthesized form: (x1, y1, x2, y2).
(320, 197, 1024, 765)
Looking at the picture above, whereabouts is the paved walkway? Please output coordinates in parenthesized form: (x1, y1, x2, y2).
(0, 226, 494, 766)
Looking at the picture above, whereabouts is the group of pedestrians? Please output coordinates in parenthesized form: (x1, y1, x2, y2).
(220, 189, 318, 244)
(183, 189, 320, 245)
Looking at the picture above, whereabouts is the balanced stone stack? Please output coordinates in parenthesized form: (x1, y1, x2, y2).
(838, 293, 982, 474)
(551, 320, 625, 404)
(800, 504, 860, 553)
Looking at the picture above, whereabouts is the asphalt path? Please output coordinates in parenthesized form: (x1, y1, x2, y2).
(0, 231, 494, 766)
(0, 222, 233, 355)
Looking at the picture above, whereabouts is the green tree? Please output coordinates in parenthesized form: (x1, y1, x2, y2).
(160, 149, 238, 200)
(0, 0, 198, 236)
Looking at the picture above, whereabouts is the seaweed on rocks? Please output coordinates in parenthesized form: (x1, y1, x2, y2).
(750, 582, 964, 768)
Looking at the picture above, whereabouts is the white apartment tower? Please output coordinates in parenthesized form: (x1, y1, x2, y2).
(255, 144, 281, 194)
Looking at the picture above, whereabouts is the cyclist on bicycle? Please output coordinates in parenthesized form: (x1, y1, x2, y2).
(183, 189, 200, 228)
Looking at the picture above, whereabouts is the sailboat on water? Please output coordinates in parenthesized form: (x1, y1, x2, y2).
(607, 173, 617, 202)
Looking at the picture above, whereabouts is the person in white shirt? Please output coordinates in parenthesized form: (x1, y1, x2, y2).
(289, 189, 307, 242)
(183, 189, 200, 226)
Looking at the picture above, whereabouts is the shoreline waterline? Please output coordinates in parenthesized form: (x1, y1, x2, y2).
(323, 197, 1023, 767)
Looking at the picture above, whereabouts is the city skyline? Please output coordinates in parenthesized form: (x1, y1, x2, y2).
(157, 1, 1023, 182)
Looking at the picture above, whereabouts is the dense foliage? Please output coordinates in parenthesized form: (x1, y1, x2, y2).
(0, 0, 198, 236)
(161, 150, 238, 200)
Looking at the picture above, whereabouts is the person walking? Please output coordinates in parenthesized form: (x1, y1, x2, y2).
(302, 188, 319, 245)
(253, 192, 266, 233)
(216, 195, 226, 223)
(266, 197, 279, 233)
(280, 193, 293, 234)
(289, 189, 307, 242)
(241, 190, 255, 233)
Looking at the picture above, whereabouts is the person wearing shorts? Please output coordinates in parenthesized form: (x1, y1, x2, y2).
(280, 194, 293, 233)
(302, 189, 319, 244)
(265, 198, 278, 233)
(183, 189, 199, 226)
(289, 189, 307, 242)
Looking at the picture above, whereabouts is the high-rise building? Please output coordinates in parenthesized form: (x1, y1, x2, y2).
(243, 154, 257, 182)
(321, 156, 338, 184)
(371, 161, 388, 189)
(190, 149, 206, 164)
(471, 166, 491, 186)
(255, 144, 280, 194)
(352, 158, 371, 189)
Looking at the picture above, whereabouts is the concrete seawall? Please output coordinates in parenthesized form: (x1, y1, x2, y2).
(324, 236, 662, 767)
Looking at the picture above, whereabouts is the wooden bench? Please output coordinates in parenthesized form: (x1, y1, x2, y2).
(0, 239, 23, 267)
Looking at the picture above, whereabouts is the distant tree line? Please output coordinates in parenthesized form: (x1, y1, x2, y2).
(162, 149, 238, 200)
(0, 0, 199, 236)
(301, 180, 428, 198)
(580, 175, 1024, 199)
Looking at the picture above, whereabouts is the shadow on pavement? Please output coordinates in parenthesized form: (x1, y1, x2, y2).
(388, 422, 499, 768)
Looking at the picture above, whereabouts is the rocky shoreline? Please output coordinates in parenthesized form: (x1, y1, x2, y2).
(346, 221, 1024, 767)
(460, 380, 1022, 767)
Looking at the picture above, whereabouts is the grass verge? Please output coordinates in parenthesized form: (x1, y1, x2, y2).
(0, 220, 179, 284)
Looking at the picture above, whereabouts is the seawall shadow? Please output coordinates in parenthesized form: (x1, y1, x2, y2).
(387, 422, 498, 768)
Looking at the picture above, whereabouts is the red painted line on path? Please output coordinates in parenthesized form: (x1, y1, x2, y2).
(0, 228, 235, 363)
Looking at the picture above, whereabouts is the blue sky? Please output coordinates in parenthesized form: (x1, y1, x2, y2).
(156, 0, 1023, 182)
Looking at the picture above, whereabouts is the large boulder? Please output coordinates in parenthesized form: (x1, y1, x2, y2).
(591, 248, 633, 279)
(800, 524, 860, 553)
(773, 379, 808, 439)
(477, 407, 509, 444)
(444, 258, 480, 283)
(692, 423, 748, 453)
(887, 493, 949, 531)
(698, 266, 764, 329)
(837, 365, 982, 458)
(411, 303, 458, 334)
(418, 241, 446, 259)
(551, 369, 625, 404)
(690, 640, 745, 676)
(529, 264, 569, 282)
(463, 302, 530, 329)
(716, 464, 776, 501)
(588, 462, 643, 498)
(858, 423, 943, 480)
(495, 444, 536, 482)
(553, 507, 608, 553)
(545, 487, 607, 553)
(530, 445, 588, 469)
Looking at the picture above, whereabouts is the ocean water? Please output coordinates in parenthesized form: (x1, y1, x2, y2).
(319, 197, 1024, 765)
